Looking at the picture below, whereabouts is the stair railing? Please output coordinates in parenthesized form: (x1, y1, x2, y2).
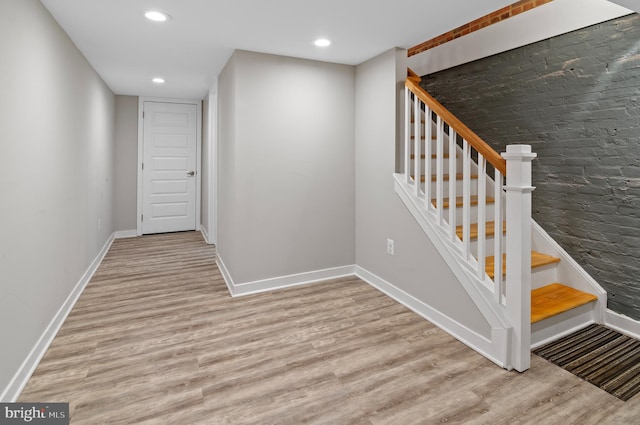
(404, 69, 536, 371)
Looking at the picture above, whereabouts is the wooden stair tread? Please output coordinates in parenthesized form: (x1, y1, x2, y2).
(432, 195, 495, 208)
(455, 221, 506, 240)
(411, 135, 437, 140)
(485, 251, 560, 279)
(531, 283, 598, 323)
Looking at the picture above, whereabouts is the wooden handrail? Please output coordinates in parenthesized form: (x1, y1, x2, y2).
(405, 76, 506, 176)
(407, 68, 421, 83)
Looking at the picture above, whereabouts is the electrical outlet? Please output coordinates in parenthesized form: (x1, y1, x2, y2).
(387, 238, 394, 255)
(98, 218, 102, 230)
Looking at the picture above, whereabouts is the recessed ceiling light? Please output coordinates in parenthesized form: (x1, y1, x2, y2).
(152, 77, 165, 84)
(145, 10, 171, 22)
(314, 38, 331, 47)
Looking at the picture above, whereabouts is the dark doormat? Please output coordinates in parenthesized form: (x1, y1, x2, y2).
(533, 323, 640, 401)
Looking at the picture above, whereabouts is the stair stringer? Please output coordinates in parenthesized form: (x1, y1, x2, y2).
(394, 173, 514, 370)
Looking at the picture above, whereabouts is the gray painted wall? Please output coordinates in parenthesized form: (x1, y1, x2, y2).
(218, 52, 240, 276)
(218, 50, 356, 284)
(420, 14, 640, 319)
(0, 0, 115, 394)
(114, 95, 138, 231)
(355, 49, 490, 336)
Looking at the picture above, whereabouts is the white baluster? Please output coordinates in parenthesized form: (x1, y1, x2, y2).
(477, 153, 486, 281)
(425, 107, 432, 211)
(448, 128, 457, 241)
(494, 170, 503, 305)
(436, 115, 444, 225)
(462, 139, 471, 261)
(414, 96, 422, 197)
(503, 144, 537, 372)
(404, 87, 411, 185)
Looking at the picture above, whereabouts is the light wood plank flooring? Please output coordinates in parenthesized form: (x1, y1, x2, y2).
(19, 232, 640, 424)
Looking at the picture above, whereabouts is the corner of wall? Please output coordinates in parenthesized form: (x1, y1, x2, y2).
(354, 47, 493, 341)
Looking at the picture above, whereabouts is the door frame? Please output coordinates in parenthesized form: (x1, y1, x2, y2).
(137, 97, 202, 236)
(207, 91, 218, 245)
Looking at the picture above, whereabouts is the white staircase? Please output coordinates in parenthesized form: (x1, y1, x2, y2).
(395, 70, 606, 371)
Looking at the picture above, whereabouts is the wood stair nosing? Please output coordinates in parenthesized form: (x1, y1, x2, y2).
(432, 195, 495, 209)
(410, 135, 437, 141)
(531, 283, 598, 323)
(485, 251, 561, 279)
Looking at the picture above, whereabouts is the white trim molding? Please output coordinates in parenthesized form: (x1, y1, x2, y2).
(216, 255, 355, 297)
(115, 229, 137, 239)
(354, 266, 509, 369)
(605, 309, 640, 340)
(1, 233, 115, 402)
(199, 225, 211, 245)
(215, 254, 235, 296)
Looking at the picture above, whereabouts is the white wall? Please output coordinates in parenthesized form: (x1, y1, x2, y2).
(114, 95, 138, 231)
(0, 0, 115, 398)
(217, 50, 355, 285)
(218, 53, 238, 272)
(354, 48, 491, 336)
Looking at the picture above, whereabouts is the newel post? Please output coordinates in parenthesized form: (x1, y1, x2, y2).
(502, 144, 537, 372)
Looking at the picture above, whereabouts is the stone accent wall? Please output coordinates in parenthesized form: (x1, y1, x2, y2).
(420, 14, 640, 319)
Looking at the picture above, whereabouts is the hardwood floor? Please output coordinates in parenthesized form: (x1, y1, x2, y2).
(18, 231, 640, 424)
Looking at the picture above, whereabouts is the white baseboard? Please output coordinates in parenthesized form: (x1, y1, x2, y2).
(114, 229, 137, 239)
(605, 309, 640, 340)
(199, 225, 213, 245)
(215, 254, 236, 296)
(217, 255, 355, 298)
(1, 232, 115, 402)
(354, 266, 508, 369)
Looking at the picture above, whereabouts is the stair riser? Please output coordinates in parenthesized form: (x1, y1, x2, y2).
(531, 303, 597, 348)
(462, 247, 558, 284)
(443, 204, 497, 227)
(531, 265, 558, 290)
(467, 235, 506, 259)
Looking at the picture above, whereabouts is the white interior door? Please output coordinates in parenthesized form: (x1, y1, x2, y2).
(142, 101, 197, 234)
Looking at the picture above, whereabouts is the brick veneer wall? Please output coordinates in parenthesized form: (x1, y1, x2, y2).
(420, 13, 640, 320)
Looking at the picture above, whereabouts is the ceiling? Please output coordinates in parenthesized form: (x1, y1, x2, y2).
(40, 0, 523, 99)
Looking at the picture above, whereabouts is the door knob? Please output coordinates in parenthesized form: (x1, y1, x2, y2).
(187, 171, 195, 176)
